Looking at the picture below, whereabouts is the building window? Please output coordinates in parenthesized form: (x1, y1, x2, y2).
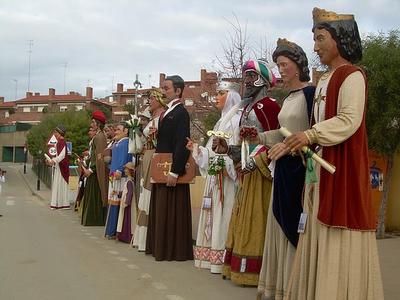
(126, 99, 134, 105)
(5, 111, 9, 118)
(60, 106, 68, 112)
(23, 107, 31, 113)
(75, 105, 83, 111)
(38, 106, 44, 112)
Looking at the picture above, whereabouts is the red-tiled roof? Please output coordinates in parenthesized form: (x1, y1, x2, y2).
(0, 101, 15, 108)
(15, 95, 89, 104)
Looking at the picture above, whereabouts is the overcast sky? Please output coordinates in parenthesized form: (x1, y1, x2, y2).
(0, 0, 398, 101)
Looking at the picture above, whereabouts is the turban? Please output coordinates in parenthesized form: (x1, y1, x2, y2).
(242, 59, 277, 87)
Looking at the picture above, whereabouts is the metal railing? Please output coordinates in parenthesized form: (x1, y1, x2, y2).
(32, 159, 53, 188)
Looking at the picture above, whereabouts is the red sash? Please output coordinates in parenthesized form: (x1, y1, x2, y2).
(318, 65, 376, 230)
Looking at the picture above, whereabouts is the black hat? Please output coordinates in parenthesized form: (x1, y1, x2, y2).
(55, 124, 67, 136)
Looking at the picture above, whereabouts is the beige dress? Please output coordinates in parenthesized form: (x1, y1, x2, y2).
(286, 71, 384, 300)
(258, 89, 310, 299)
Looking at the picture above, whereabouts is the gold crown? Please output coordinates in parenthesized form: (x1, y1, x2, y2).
(313, 7, 354, 24)
(276, 38, 297, 50)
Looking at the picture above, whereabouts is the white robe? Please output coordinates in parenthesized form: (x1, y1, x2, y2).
(192, 111, 240, 273)
(50, 146, 70, 209)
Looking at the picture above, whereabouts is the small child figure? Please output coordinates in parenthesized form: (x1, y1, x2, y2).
(116, 162, 136, 243)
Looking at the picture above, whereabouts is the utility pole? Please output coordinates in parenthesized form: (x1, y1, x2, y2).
(13, 79, 18, 100)
(63, 62, 68, 94)
(27, 40, 33, 92)
(111, 74, 115, 93)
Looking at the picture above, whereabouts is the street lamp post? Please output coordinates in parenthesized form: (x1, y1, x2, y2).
(133, 74, 142, 115)
(37, 150, 42, 191)
(23, 144, 27, 174)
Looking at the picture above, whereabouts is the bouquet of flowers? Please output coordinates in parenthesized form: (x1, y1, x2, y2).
(208, 156, 225, 176)
(208, 155, 226, 205)
(126, 114, 143, 154)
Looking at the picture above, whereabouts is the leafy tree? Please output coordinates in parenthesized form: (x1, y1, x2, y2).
(361, 30, 400, 237)
(97, 104, 112, 120)
(26, 110, 91, 159)
(124, 103, 135, 115)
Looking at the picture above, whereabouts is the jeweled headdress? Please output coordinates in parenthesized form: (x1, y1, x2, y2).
(216, 80, 241, 93)
(312, 7, 354, 26)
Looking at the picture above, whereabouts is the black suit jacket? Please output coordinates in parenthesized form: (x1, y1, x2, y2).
(156, 104, 191, 176)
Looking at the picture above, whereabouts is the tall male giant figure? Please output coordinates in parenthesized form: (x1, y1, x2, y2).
(145, 75, 193, 261)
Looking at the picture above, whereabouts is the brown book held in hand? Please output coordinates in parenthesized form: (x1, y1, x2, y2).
(150, 153, 196, 184)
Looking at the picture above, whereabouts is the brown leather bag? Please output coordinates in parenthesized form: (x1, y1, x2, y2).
(150, 153, 196, 184)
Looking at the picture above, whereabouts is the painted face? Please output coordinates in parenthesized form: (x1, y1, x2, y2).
(243, 71, 263, 98)
(104, 125, 114, 139)
(53, 130, 61, 140)
(162, 80, 180, 102)
(88, 127, 96, 138)
(313, 28, 340, 67)
(148, 95, 162, 113)
(215, 90, 228, 111)
(90, 119, 99, 131)
(114, 124, 127, 141)
(276, 55, 300, 85)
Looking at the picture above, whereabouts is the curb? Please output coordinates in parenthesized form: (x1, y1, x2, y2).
(17, 168, 48, 203)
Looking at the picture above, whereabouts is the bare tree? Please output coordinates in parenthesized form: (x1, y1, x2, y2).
(215, 13, 251, 78)
(253, 35, 275, 63)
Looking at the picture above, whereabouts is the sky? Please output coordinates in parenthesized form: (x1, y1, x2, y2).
(0, 0, 399, 101)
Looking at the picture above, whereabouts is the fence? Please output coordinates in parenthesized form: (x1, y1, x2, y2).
(32, 159, 53, 188)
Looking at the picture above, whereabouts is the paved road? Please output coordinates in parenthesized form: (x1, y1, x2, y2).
(0, 164, 256, 300)
(1, 163, 399, 300)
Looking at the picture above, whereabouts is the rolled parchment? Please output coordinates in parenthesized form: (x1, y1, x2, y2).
(44, 153, 52, 162)
(279, 127, 336, 174)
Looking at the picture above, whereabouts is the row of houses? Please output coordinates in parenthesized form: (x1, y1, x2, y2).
(0, 69, 234, 163)
(0, 69, 226, 126)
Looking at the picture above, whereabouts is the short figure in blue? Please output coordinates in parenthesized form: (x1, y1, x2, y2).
(105, 122, 132, 238)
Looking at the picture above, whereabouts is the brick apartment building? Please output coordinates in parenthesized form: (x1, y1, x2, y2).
(97, 69, 225, 122)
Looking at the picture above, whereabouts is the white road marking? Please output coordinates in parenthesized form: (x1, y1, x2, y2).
(84, 232, 92, 236)
(141, 273, 152, 279)
(152, 282, 167, 290)
(89, 236, 99, 240)
(6, 200, 15, 205)
(166, 295, 185, 300)
(108, 250, 119, 255)
(116, 257, 128, 262)
(80, 229, 87, 232)
(6, 196, 15, 199)
(126, 264, 139, 270)
(95, 241, 104, 245)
